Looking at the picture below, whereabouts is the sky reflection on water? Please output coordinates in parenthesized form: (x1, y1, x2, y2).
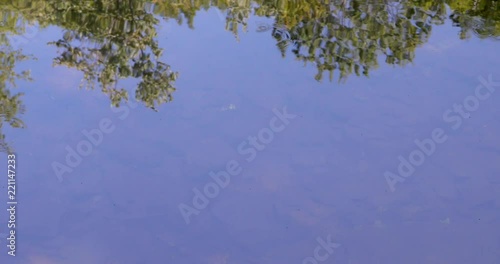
(1, 1, 500, 263)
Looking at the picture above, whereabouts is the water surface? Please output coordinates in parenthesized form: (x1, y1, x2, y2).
(1, 1, 500, 263)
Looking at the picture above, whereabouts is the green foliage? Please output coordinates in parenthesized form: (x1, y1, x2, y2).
(448, 0, 500, 39)
(152, 0, 498, 81)
(250, 0, 449, 81)
(40, 0, 178, 108)
(0, 4, 36, 153)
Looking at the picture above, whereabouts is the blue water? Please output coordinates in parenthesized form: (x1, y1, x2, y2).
(1, 3, 500, 264)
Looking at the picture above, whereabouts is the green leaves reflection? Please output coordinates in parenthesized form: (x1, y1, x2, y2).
(41, 0, 178, 109)
(0, 5, 35, 152)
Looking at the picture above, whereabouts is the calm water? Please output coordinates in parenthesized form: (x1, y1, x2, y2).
(1, 1, 500, 263)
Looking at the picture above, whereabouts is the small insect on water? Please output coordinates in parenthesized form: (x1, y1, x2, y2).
(255, 22, 272, 33)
